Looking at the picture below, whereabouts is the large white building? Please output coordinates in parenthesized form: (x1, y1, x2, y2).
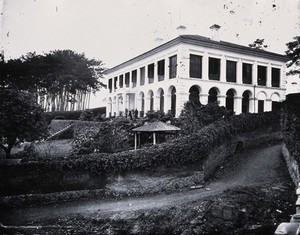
(105, 27, 287, 118)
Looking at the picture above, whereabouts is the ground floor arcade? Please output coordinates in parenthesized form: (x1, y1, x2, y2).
(106, 82, 284, 117)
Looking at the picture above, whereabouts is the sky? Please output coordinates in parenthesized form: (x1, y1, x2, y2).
(0, 0, 300, 101)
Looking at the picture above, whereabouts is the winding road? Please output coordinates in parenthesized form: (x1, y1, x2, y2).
(0, 144, 287, 227)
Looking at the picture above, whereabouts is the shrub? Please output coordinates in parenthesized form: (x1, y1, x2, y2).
(71, 118, 135, 154)
(282, 94, 300, 162)
(79, 109, 94, 121)
(23, 112, 280, 175)
(177, 101, 229, 135)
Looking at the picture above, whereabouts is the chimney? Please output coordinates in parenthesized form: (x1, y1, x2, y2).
(209, 24, 221, 41)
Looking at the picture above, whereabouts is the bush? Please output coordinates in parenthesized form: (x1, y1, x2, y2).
(282, 94, 300, 162)
(71, 118, 135, 154)
(177, 101, 229, 135)
(23, 112, 280, 175)
(44, 107, 106, 124)
(79, 109, 94, 121)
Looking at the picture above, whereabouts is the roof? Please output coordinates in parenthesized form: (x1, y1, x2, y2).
(105, 35, 288, 74)
(132, 121, 181, 132)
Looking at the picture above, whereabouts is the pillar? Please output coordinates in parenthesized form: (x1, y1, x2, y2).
(202, 52, 209, 80)
(220, 55, 226, 82)
(253, 61, 257, 86)
(154, 62, 158, 83)
(249, 98, 255, 113)
(234, 96, 242, 115)
(218, 95, 226, 107)
(237, 59, 243, 84)
(265, 99, 272, 112)
(165, 57, 169, 80)
(153, 132, 156, 145)
(267, 63, 272, 87)
(134, 132, 137, 150)
(200, 94, 209, 105)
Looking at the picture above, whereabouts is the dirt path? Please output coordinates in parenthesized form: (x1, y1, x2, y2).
(1, 144, 284, 225)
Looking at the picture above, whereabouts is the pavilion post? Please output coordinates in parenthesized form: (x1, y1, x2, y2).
(134, 132, 137, 150)
(138, 132, 141, 148)
(153, 132, 156, 145)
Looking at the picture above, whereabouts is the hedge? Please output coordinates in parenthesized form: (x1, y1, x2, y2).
(282, 93, 300, 162)
(22, 112, 280, 175)
(44, 107, 106, 123)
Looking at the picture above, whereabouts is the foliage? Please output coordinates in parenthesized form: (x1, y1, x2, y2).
(71, 118, 134, 155)
(79, 109, 94, 121)
(282, 93, 300, 161)
(286, 36, 300, 75)
(0, 89, 48, 158)
(249, 38, 268, 50)
(0, 50, 106, 111)
(44, 107, 106, 124)
(177, 101, 229, 135)
(23, 112, 280, 175)
(145, 110, 175, 123)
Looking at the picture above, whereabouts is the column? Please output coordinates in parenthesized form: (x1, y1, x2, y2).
(234, 96, 242, 115)
(164, 94, 171, 114)
(220, 56, 226, 82)
(165, 57, 169, 80)
(237, 59, 243, 84)
(123, 74, 126, 88)
(116, 95, 120, 116)
(200, 94, 209, 105)
(137, 67, 141, 87)
(145, 65, 148, 85)
(265, 99, 272, 112)
(129, 71, 132, 88)
(249, 98, 255, 113)
(202, 52, 209, 80)
(154, 62, 158, 83)
(218, 95, 226, 107)
(280, 65, 285, 89)
(154, 95, 159, 111)
(253, 61, 257, 85)
(267, 63, 272, 87)
(179, 46, 189, 78)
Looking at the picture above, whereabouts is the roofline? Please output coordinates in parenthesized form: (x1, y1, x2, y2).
(104, 37, 182, 75)
(105, 35, 288, 75)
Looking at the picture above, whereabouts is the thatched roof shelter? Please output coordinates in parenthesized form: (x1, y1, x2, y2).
(132, 121, 180, 149)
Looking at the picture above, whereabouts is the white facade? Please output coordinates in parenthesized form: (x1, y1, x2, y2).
(105, 35, 287, 117)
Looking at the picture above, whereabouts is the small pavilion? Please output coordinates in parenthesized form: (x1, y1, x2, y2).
(132, 121, 180, 150)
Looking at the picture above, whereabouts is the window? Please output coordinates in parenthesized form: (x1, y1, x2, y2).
(140, 67, 145, 86)
(190, 54, 202, 78)
(119, 75, 123, 88)
(157, 59, 165, 81)
(226, 60, 236, 82)
(114, 77, 117, 90)
(125, 72, 130, 87)
(272, 68, 280, 87)
(257, 65, 267, 86)
(242, 63, 252, 84)
(209, 57, 220, 80)
(148, 63, 154, 84)
(108, 78, 112, 93)
(169, 55, 177, 79)
(132, 70, 137, 87)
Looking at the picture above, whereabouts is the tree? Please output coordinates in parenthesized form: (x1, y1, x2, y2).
(178, 101, 229, 135)
(286, 36, 300, 75)
(249, 38, 268, 50)
(0, 50, 106, 111)
(0, 89, 48, 158)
